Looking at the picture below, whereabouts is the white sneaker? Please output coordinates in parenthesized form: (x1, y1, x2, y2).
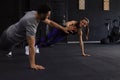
(25, 46, 40, 55)
(35, 45, 40, 53)
(25, 46, 29, 55)
(6, 51, 12, 57)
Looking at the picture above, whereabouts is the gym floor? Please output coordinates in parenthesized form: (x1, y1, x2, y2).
(0, 43, 120, 80)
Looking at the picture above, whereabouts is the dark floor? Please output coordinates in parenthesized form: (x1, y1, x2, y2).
(0, 43, 120, 80)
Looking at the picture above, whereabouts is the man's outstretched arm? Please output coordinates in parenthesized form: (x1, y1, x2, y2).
(43, 19, 69, 33)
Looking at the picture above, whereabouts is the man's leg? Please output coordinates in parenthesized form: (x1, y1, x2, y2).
(0, 31, 14, 56)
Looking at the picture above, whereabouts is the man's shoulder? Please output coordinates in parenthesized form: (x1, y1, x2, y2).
(21, 11, 37, 21)
(20, 16, 35, 25)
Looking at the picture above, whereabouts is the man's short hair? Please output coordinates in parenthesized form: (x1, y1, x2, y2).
(37, 4, 51, 14)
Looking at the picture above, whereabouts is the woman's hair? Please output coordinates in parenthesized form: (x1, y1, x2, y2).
(75, 22, 80, 28)
(75, 17, 89, 28)
(81, 17, 89, 23)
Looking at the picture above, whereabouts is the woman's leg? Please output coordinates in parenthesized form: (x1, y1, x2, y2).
(36, 28, 68, 47)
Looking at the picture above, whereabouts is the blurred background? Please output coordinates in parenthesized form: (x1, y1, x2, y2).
(0, 0, 120, 43)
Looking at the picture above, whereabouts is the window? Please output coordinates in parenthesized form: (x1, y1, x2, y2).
(79, 0, 85, 10)
(104, 0, 110, 11)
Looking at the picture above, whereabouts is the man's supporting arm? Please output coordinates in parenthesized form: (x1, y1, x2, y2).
(27, 36, 45, 70)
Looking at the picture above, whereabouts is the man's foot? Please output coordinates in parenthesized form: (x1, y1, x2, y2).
(81, 54, 90, 57)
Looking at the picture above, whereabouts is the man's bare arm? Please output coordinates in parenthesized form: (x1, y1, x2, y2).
(43, 19, 69, 33)
(27, 36, 45, 70)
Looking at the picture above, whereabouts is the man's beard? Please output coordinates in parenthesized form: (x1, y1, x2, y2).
(40, 16, 46, 21)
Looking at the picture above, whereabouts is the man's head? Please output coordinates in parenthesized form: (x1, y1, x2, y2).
(79, 17, 89, 28)
(37, 4, 51, 20)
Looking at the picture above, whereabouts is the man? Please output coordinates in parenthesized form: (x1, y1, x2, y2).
(36, 17, 90, 56)
(0, 4, 69, 70)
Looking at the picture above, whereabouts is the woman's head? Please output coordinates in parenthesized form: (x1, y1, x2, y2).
(79, 17, 89, 28)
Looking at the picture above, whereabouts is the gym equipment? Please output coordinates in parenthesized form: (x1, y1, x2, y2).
(101, 17, 120, 44)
